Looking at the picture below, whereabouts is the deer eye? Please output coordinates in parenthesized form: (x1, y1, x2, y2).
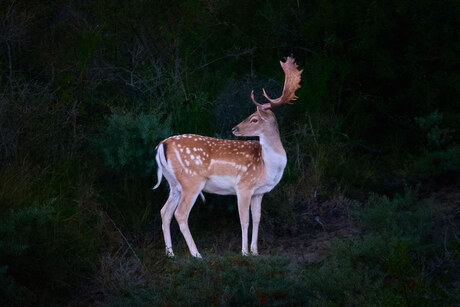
(250, 118, 258, 123)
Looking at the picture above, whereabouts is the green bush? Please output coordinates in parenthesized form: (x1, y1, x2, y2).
(0, 204, 54, 305)
(0, 204, 54, 259)
(415, 111, 453, 149)
(0, 198, 100, 305)
(404, 111, 459, 182)
(306, 189, 459, 306)
(306, 237, 390, 305)
(98, 108, 172, 177)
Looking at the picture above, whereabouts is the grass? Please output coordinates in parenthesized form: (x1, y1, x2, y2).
(1, 155, 459, 306)
(97, 252, 310, 306)
(84, 188, 459, 307)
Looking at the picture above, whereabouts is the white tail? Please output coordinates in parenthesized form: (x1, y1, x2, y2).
(153, 56, 302, 257)
(153, 144, 165, 190)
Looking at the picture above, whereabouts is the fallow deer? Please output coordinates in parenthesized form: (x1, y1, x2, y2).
(153, 56, 302, 257)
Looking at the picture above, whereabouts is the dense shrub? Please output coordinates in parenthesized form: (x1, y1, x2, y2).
(404, 111, 460, 183)
(0, 205, 54, 305)
(306, 189, 459, 306)
(0, 198, 100, 306)
(97, 108, 172, 177)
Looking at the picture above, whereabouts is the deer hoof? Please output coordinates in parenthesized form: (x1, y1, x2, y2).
(165, 248, 175, 258)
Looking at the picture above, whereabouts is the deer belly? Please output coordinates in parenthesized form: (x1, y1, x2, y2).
(202, 175, 239, 195)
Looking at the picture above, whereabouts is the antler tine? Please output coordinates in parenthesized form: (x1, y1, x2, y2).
(263, 56, 302, 108)
(250, 90, 264, 108)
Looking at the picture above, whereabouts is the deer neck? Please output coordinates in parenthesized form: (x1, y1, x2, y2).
(259, 124, 286, 158)
(258, 125, 287, 186)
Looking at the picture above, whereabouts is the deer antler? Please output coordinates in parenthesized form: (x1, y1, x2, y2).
(252, 56, 302, 110)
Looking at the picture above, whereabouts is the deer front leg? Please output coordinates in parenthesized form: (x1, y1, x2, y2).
(237, 189, 253, 256)
(250, 194, 263, 255)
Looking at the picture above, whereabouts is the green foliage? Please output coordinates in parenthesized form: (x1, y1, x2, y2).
(105, 254, 310, 306)
(0, 203, 54, 258)
(163, 255, 309, 306)
(0, 265, 29, 306)
(0, 204, 54, 305)
(404, 111, 460, 182)
(306, 237, 390, 305)
(307, 189, 459, 306)
(98, 108, 172, 177)
(168, 91, 214, 135)
(415, 110, 454, 149)
(356, 189, 438, 239)
(0, 167, 101, 305)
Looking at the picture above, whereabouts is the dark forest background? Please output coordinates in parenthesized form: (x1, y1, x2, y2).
(0, 0, 459, 305)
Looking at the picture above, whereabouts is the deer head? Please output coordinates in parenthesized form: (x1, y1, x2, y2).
(232, 56, 302, 138)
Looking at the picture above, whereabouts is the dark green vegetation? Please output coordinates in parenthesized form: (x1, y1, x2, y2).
(1, 0, 459, 305)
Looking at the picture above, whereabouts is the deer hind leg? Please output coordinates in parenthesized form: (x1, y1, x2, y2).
(174, 180, 205, 258)
(237, 189, 253, 256)
(160, 187, 181, 257)
(250, 194, 263, 255)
